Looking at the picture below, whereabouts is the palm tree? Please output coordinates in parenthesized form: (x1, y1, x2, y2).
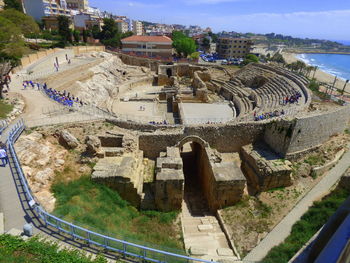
(305, 66, 314, 78)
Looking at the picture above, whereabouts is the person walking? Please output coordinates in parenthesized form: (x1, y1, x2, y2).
(0, 146, 8, 166)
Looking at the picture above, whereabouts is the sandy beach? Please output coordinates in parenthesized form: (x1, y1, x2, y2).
(282, 52, 349, 92)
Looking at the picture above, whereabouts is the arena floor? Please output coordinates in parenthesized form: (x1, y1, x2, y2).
(179, 102, 235, 125)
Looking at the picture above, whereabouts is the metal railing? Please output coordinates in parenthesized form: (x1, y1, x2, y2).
(7, 120, 224, 263)
(0, 119, 9, 135)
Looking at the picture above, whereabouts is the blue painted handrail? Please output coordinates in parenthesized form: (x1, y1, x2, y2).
(7, 120, 223, 263)
(0, 119, 8, 135)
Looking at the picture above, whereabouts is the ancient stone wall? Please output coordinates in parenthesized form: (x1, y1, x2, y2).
(240, 143, 293, 192)
(286, 106, 350, 156)
(116, 53, 162, 72)
(107, 118, 181, 132)
(154, 147, 184, 211)
(263, 119, 295, 156)
(192, 71, 210, 102)
(198, 145, 246, 211)
(264, 106, 350, 157)
(117, 77, 154, 96)
(139, 123, 266, 159)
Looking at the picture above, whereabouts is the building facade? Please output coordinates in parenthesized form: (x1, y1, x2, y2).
(66, 0, 88, 11)
(116, 20, 128, 33)
(132, 20, 143, 36)
(217, 37, 253, 58)
(121, 35, 173, 58)
(23, 0, 72, 21)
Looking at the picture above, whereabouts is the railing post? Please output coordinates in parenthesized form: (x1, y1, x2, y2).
(123, 243, 126, 258)
(71, 225, 75, 239)
(143, 249, 147, 262)
(87, 232, 91, 244)
(104, 237, 108, 249)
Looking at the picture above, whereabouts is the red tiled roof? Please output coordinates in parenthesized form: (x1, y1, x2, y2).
(121, 35, 172, 43)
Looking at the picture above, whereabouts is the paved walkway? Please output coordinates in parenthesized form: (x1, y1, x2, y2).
(0, 122, 39, 234)
(244, 147, 350, 262)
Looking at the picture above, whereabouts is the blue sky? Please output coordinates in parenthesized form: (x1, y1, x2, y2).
(89, 0, 350, 41)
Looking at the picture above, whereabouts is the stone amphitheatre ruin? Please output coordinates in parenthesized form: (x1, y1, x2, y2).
(31, 52, 349, 211)
(15, 48, 350, 261)
(63, 51, 348, 213)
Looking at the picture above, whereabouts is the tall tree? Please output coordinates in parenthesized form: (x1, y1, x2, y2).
(73, 30, 80, 43)
(91, 25, 101, 39)
(0, 9, 39, 36)
(0, 16, 26, 59)
(4, 0, 23, 12)
(100, 18, 118, 40)
(57, 15, 72, 44)
(172, 31, 196, 57)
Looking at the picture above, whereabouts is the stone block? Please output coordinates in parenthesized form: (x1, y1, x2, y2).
(198, 224, 214, 232)
(217, 248, 234, 257)
(190, 246, 208, 256)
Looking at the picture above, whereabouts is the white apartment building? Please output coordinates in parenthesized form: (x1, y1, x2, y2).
(132, 20, 143, 36)
(23, 0, 72, 21)
(66, 0, 89, 11)
(116, 20, 128, 33)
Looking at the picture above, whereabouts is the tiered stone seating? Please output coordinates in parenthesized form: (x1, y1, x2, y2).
(215, 63, 310, 118)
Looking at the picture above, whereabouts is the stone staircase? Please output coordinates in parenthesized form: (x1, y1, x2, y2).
(181, 190, 238, 262)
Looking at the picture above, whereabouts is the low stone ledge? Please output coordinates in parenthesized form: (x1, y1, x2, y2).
(312, 149, 345, 177)
(217, 210, 241, 260)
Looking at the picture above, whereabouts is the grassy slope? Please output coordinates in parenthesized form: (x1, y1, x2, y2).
(51, 176, 184, 253)
(0, 99, 13, 119)
(0, 234, 108, 263)
(262, 187, 350, 263)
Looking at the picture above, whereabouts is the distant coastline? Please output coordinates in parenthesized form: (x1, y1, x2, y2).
(282, 52, 349, 92)
(285, 50, 350, 55)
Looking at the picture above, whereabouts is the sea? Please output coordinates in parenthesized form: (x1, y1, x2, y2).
(296, 53, 350, 81)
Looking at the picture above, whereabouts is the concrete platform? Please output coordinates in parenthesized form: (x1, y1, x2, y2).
(179, 102, 235, 125)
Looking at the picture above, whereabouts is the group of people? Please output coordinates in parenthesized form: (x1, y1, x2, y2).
(254, 109, 285, 121)
(149, 120, 168, 125)
(283, 92, 302, 105)
(43, 85, 85, 107)
(22, 80, 41, 90)
(0, 143, 8, 167)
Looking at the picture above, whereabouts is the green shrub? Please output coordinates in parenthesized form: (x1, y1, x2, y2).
(263, 188, 349, 263)
(0, 234, 108, 263)
(0, 99, 13, 118)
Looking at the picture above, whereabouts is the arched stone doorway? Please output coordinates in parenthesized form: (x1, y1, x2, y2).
(177, 136, 211, 213)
